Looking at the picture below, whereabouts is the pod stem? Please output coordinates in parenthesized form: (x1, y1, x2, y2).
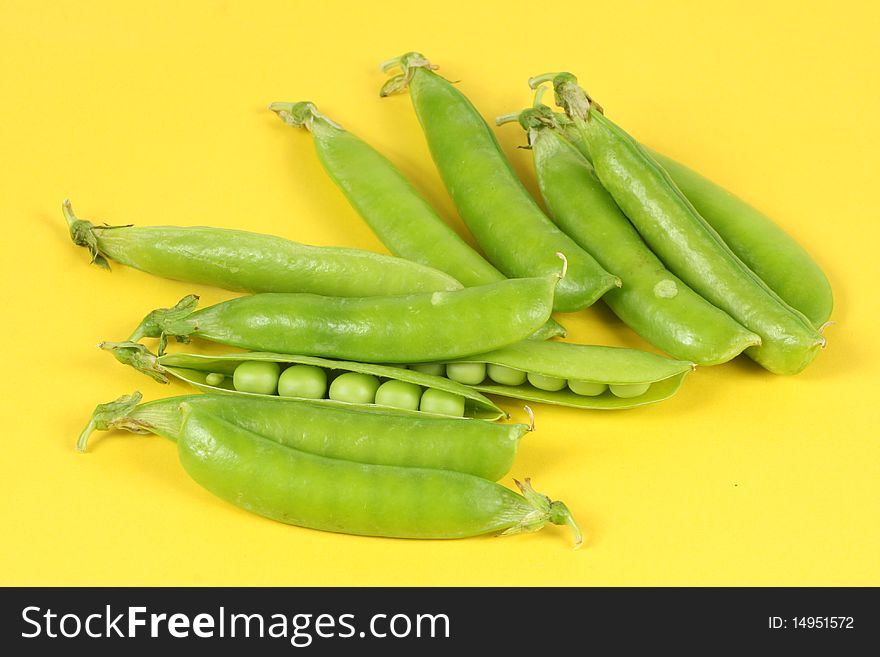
(496, 105, 567, 154)
(524, 405, 535, 432)
(532, 83, 550, 108)
(126, 294, 200, 354)
(496, 99, 591, 168)
(527, 72, 561, 89)
(99, 340, 169, 383)
(76, 392, 152, 453)
(62, 199, 131, 270)
(502, 478, 583, 548)
(555, 252, 569, 279)
(494, 112, 520, 126)
(533, 71, 604, 121)
(817, 321, 833, 348)
(378, 51, 439, 97)
(267, 101, 343, 131)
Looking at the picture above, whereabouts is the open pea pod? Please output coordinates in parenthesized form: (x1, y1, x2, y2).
(446, 341, 695, 409)
(157, 351, 507, 421)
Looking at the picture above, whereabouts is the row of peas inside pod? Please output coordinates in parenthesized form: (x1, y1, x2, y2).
(107, 339, 695, 416)
(228, 360, 471, 417)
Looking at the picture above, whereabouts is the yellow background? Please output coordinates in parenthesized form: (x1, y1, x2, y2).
(1, 0, 878, 586)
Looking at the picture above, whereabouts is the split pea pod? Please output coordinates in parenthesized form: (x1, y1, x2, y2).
(76, 392, 526, 480)
(122, 274, 557, 362)
(380, 52, 620, 313)
(62, 200, 460, 297)
(79, 398, 581, 543)
(268, 101, 565, 340)
(418, 340, 695, 410)
(543, 72, 825, 375)
(497, 105, 760, 365)
(102, 344, 507, 420)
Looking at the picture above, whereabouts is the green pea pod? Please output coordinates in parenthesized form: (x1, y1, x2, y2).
(446, 341, 694, 410)
(646, 153, 833, 327)
(498, 105, 760, 365)
(63, 200, 461, 297)
(268, 102, 503, 288)
(544, 72, 825, 375)
(268, 101, 566, 340)
(124, 274, 557, 362)
(103, 344, 507, 421)
(76, 392, 525, 480)
(552, 119, 834, 328)
(78, 397, 582, 544)
(380, 52, 620, 313)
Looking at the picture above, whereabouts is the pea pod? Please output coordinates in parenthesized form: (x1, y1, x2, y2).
(552, 124, 834, 327)
(380, 52, 620, 313)
(544, 72, 825, 375)
(103, 344, 507, 421)
(498, 105, 761, 365)
(646, 153, 833, 327)
(123, 274, 557, 362)
(63, 200, 461, 297)
(78, 397, 581, 544)
(268, 101, 565, 340)
(76, 392, 526, 480)
(436, 340, 694, 410)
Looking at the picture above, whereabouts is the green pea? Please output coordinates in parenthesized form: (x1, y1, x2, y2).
(609, 382, 651, 398)
(419, 388, 465, 417)
(205, 373, 225, 387)
(446, 362, 486, 385)
(409, 362, 447, 377)
(278, 364, 327, 399)
(374, 380, 422, 411)
(329, 372, 381, 404)
(527, 372, 567, 392)
(487, 363, 527, 386)
(568, 380, 608, 396)
(232, 361, 280, 395)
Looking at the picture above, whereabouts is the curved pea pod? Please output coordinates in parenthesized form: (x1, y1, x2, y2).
(102, 344, 507, 421)
(447, 341, 695, 410)
(77, 397, 582, 544)
(62, 200, 461, 297)
(76, 391, 525, 480)
(125, 275, 557, 362)
(380, 52, 620, 313)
